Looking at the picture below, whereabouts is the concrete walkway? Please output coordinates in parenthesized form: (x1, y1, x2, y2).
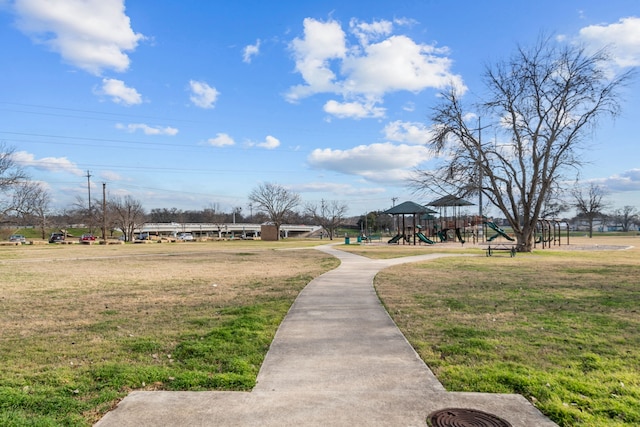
(95, 245, 557, 426)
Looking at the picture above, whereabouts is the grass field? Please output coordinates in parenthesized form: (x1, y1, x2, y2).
(0, 241, 337, 426)
(1, 236, 638, 426)
(371, 236, 640, 427)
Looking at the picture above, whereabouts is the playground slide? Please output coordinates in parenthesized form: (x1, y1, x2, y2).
(416, 232, 435, 244)
(455, 228, 465, 244)
(487, 233, 501, 242)
(484, 221, 515, 241)
(388, 234, 402, 244)
(437, 230, 448, 242)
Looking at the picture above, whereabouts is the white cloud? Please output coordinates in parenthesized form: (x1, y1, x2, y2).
(287, 18, 347, 102)
(307, 142, 433, 184)
(11, 150, 84, 176)
(116, 123, 178, 135)
(189, 80, 219, 109)
(383, 120, 433, 144)
(349, 18, 393, 46)
(579, 17, 640, 68)
(97, 78, 142, 105)
(243, 39, 261, 63)
(205, 133, 235, 147)
(342, 35, 464, 95)
(246, 135, 280, 149)
(287, 17, 465, 117)
(597, 169, 640, 192)
(12, 0, 144, 75)
(258, 135, 280, 149)
(323, 99, 385, 119)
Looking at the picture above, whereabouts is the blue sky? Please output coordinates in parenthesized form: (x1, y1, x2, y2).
(1, 0, 639, 217)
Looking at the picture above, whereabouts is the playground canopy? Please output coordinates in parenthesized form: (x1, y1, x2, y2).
(428, 195, 474, 207)
(383, 201, 437, 245)
(383, 200, 437, 215)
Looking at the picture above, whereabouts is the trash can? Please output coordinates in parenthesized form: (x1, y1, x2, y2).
(357, 236, 362, 243)
(344, 236, 350, 245)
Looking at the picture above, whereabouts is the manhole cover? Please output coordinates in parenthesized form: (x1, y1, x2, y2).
(427, 408, 512, 427)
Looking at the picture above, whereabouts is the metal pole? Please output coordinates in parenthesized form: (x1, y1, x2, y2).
(102, 183, 106, 241)
(86, 170, 92, 233)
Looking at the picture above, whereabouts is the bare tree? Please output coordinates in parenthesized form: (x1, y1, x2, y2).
(305, 200, 348, 240)
(12, 181, 51, 239)
(611, 205, 638, 232)
(0, 143, 28, 221)
(411, 37, 631, 251)
(248, 183, 301, 240)
(572, 183, 608, 238)
(109, 195, 146, 242)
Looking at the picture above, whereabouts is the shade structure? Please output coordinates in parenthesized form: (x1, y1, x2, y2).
(383, 201, 437, 215)
(428, 195, 474, 207)
(383, 201, 437, 245)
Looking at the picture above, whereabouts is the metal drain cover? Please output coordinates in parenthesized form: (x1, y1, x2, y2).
(427, 408, 512, 427)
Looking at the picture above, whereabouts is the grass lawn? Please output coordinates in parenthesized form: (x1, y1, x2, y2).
(1, 236, 638, 426)
(373, 236, 640, 427)
(0, 241, 338, 426)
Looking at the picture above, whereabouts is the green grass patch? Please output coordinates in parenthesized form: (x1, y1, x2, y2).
(375, 248, 640, 427)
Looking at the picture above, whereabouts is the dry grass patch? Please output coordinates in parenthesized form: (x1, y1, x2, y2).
(0, 242, 338, 426)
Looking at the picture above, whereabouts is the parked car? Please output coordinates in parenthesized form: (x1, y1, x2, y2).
(49, 232, 65, 243)
(9, 234, 26, 244)
(79, 234, 96, 243)
(177, 232, 194, 241)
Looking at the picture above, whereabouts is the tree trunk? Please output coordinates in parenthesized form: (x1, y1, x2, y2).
(515, 223, 535, 252)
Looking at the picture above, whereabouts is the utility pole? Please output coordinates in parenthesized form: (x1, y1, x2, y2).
(86, 170, 92, 233)
(102, 183, 107, 242)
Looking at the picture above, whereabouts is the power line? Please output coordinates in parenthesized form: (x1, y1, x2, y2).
(0, 131, 309, 154)
(0, 102, 203, 124)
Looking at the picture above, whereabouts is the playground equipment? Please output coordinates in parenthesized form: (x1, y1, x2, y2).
(383, 201, 437, 245)
(485, 221, 515, 241)
(387, 234, 403, 244)
(535, 219, 570, 248)
(416, 232, 435, 244)
(428, 195, 474, 244)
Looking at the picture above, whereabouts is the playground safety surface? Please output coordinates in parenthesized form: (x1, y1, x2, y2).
(95, 245, 558, 427)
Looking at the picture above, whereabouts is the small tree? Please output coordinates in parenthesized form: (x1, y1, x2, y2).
(612, 205, 638, 232)
(411, 37, 631, 251)
(572, 183, 608, 238)
(305, 200, 348, 240)
(109, 195, 146, 242)
(248, 183, 301, 240)
(14, 182, 51, 239)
